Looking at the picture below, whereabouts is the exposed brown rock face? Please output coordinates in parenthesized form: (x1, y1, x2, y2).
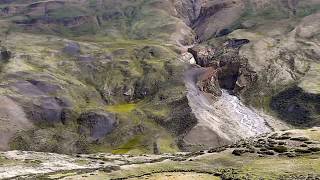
(188, 45, 216, 67)
(188, 39, 255, 96)
(197, 66, 222, 96)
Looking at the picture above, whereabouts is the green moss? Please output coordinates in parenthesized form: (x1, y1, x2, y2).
(48, 172, 79, 179)
(240, 155, 320, 178)
(112, 135, 143, 154)
(106, 103, 137, 113)
(158, 138, 178, 153)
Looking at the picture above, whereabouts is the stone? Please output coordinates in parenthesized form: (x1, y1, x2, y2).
(295, 148, 312, 154)
(268, 139, 277, 145)
(278, 141, 286, 145)
(208, 147, 226, 153)
(285, 152, 297, 158)
(291, 137, 309, 142)
(187, 46, 216, 67)
(63, 42, 80, 56)
(272, 146, 288, 153)
(27, 79, 61, 94)
(275, 136, 291, 140)
(11, 81, 46, 96)
(232, 149, 246, 156)
(78, 111, 118, 141)
(77, 55, 95, 62)
(265, 150, 275, 155)
(25, 97, 71, 124)
(179, 52, 196, 64)
(308, 147, 320, 152)
(226, 39, 250, 49)
(0, 47, 11, 62)
(304, 141, 314, 144)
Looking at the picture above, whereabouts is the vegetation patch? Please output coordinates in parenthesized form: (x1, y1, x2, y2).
(106, 103, 137, 113)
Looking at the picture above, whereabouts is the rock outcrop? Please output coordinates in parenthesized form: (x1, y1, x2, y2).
(0, 47, 11, 62)
(188, 39, 256, 95)
(78, 111, 118, 142)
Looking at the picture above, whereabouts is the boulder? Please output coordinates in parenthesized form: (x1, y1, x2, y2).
(63, 42, 80, 56)
(226, 39, 250, 49)
(232, 149, 246, 156)
(27, 79, 61, 94)
(188, 46, 216, 67)
(27, 97, 71, 124)
(0, 47, 11, 62)
(272, 146, 288, 153)
(78, 111, 118, 141)
(290, 137, 309, 142)
(179, 52, 196, 64)
(11, 80, 46, 96)
(188, 43, 257, 95)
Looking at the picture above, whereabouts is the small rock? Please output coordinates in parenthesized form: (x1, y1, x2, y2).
(208, 147, 226, 153)
(278, 141, 286, 145)
(248, 147, 256, 153)
(232, 149, 246, 156)
(291, 137, 309, 142)
(295, 149, 312, 154)
(285, 152, 296, 158)
(308, 147, 320, 152)
(0, 47, 11, 62)
(63, 42, 80, 56)
(264, 150, 275, 155)
(304, 141, 314, 144)
(260, 148, 268, 152)
(272, 146, 288, 153)
(268, 139, 277, 145)
(275, 136, 291, 140)
(269, 133, 278, 139)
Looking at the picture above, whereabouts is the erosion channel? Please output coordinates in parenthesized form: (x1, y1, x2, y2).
(181, 41, 275, 150)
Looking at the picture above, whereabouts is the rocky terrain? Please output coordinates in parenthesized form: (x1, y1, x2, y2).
(0, 128, 319, 179)
(0, 0, 319, 179)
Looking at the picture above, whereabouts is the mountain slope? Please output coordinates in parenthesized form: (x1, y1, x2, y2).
(0, 0, 319, 155)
